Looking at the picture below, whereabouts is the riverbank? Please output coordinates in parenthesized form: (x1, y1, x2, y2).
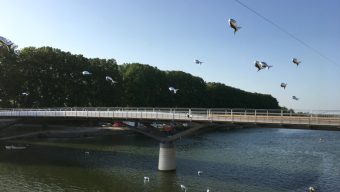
(0, 123, 132, 141)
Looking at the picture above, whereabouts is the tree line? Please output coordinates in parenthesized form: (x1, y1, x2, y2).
(0, 46, 280, 109)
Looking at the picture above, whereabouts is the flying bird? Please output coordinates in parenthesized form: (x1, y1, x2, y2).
(254, 61, 272, 71)
(22, 92, 29, 96)
(105, 76, 117, 85)
(82, 71, 92, 76)
(198, 171, 203, 176)
(292, 96, 299, 100)
(195, 59, 204, 65)
(180, 184, 187, 192)
(169, 87, 179, 94)
(228, 18, 241, 34)
(280, 83, 287, 89)
(292, 58, 301, 66)
(207, 189, 210, 192)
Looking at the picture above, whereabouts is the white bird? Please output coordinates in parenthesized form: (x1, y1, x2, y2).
(292, 58, 301, 66)
(85, 151, 90, 155)
(180, 184, 187, 192)
(169, 87, 179, 94)
(198, 171, 203, 176)
(105, 76, 117, 85)
(228, 18, 241, 34)
(254, 61, 272, 71)
(280, 83, 287, 89)
(22, 92, 29, 96)
(308, 186, 316, 192)
(144, 176, 149, 182)
(82, 71, 92, 76)
(195, 59, 204, 65)
(207, 189, 210, 192)
(292, 96, 299, 100)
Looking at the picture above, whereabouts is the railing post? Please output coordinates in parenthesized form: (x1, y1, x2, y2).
(281, 109, 283, 124)
(172, 108, 174, 120)
(254, 109, 257, 123)
(231, 109, 233, 122)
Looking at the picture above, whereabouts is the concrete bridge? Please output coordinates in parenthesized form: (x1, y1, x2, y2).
(1, 107, 340, 171)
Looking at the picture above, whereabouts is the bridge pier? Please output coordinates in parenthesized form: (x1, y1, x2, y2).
(158, 142, 176, 171)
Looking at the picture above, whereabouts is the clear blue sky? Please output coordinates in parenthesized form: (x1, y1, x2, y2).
(1, 0, 340, 110)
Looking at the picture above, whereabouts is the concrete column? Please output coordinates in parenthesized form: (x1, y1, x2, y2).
(158, 142, 176, 171)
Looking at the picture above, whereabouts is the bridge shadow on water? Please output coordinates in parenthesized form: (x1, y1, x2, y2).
(0, 138, 319, 191)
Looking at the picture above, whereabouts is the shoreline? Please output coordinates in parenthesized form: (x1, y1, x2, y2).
(0, 124, 132, 141)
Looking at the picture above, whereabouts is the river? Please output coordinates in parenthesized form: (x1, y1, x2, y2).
(1, 128, 340, 192)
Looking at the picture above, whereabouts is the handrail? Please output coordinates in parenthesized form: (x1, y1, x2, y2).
(0, 108, 339, 127)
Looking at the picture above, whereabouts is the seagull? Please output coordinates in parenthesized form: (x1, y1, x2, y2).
(228, 18, 241, 34)
(280, 83, 287, 89)
(85, 151, 90, 155)
(254, 61, 272, 71)
(144, 176, 150, 183)
(82, 71, 92, 76)
(169, 87, 179, 94)
(292, 96, 299, 100)
(105, 76, 117, 85)
(195, 59, 204, 65)
(308, 186, 316, 192)
(292, 58, 301, 66)
(207, 189, 210, 192)
(180, 184, 187, 192)
(198, 171, 203, 176)
(22, 92, 29, 96)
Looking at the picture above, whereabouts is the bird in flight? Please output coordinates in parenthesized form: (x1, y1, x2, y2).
(280, 83, 287, 89)
(292, 58, 301, 66)
(82, 71, 92, 76)
(195, 59, 204, 65)
(105, 76, 117, 85)
(254, 61, 272, 71)
(228, 18, 241, 34)
(292, 96, 299, 100)
(180, 184, 187, 192)
(169, 87, 179, 94)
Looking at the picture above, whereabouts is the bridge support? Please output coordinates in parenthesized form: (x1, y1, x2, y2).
(158, 142, 176, 171)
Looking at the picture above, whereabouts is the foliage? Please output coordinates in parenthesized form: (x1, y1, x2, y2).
(0, 46, 280, 109)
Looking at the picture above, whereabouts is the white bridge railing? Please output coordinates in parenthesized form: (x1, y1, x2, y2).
(0, 108, 340, 127)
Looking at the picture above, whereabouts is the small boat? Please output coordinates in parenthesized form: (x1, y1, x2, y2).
(5, 145, 27, 150)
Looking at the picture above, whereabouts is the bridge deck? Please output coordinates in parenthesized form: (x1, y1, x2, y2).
(0, 108, 339, 127)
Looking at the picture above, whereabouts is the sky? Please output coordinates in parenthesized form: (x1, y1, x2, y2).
(1, 0, 340, 111)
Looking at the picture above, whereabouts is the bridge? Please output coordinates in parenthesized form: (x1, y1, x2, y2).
(1, 107, 339, 127)
(1, 107, 340, 171)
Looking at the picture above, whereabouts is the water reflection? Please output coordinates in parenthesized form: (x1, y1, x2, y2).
(1, 128, 340, 192)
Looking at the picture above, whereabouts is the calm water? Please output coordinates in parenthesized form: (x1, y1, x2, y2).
(1, 128, 340, 192)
